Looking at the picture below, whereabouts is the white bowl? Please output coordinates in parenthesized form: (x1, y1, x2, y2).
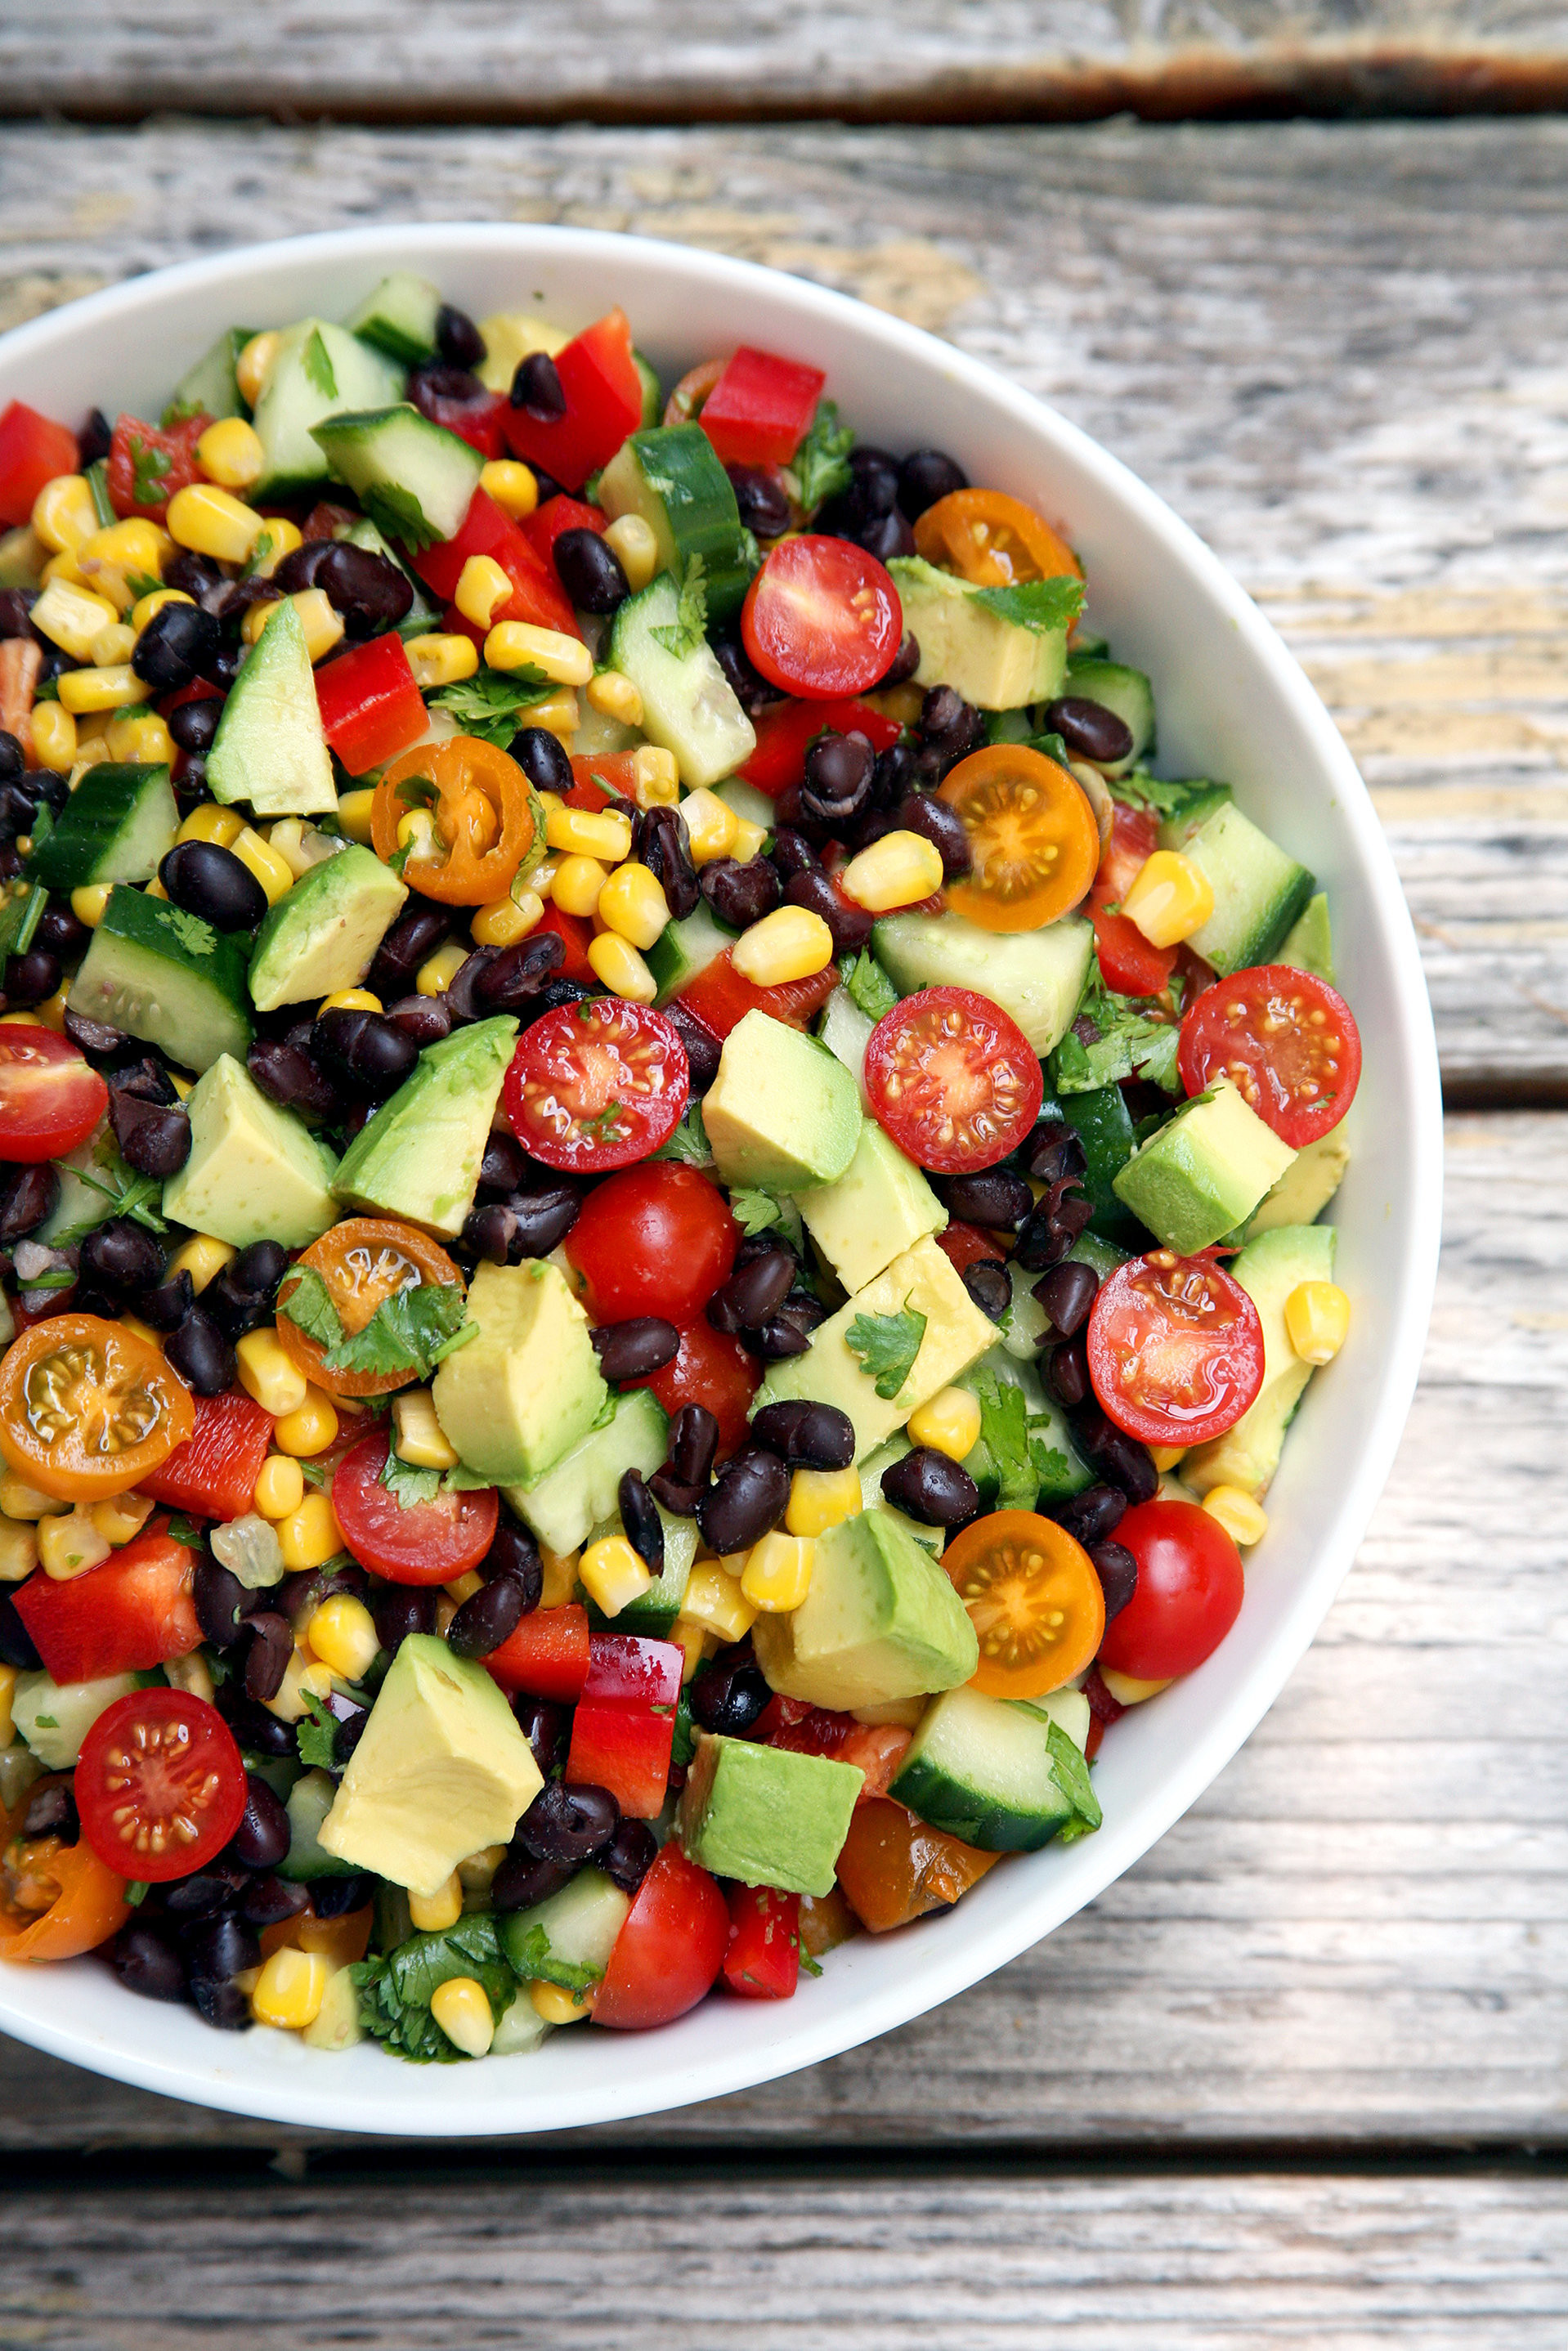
(0, 226, 1443, 2136)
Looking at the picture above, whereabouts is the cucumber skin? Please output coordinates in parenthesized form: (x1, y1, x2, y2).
(27, 762, 178, 891)
(599, 424, 756, 620)
(311, 405, 483, 547)
(66, 884, 253, 1073)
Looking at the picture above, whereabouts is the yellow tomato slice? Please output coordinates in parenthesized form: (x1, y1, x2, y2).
(943, 1509, 1106, 1699)
(912, 487, 1082, 589)
(939, 745, 1100, 932)
(0, 1314, 193, 1502)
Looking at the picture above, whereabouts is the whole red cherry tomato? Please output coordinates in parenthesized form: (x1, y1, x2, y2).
(1097, 1498, 1244, 1682)
(563, 1163, 739, 1327)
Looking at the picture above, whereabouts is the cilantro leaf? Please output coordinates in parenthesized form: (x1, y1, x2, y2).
(650, 555, 708, 659)
(842, 949, 897, 1023)
(165, 907, 216, 958)
(128, 434, 172, 508)
(123, 569, 164, 602)
(48, 1160, 167, 1246)
(789, 400, 854, 513)
(970, 1370, 1038, 1511)
(301, 327, 338, 401)
(653, 1101, 713, 1167)
(430, 665, 554, 748)
(377, 1445, 489, 1509)
(1049, 958, 1182, 1097)
(278, 1264, 343, 1351)
(124, 1880, 150, 1908)
(845, 1296, 926, 1400)
(84, 458, 115, 528)
(503, 1922, 601, 1995)
(1045, 1717, 1102, 1838)
(729, 1188, 792, 1239)
(164, 1515, 204, 1547)
(307, 1282, 471, 1382)
(670, 1686, 697, 1770)
(364, 481, 439, 552)
(295, 1691, 342, 1772)
(972, 576, 1086, 635)
(1111, 771, 1225, 821)
(352, 1916, 516, 2064)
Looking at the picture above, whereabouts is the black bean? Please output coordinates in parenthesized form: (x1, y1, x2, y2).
(276, 1561, 368, 1634)
(181, 1911, 259, 1986)
(712, 633, 786, 719)
(860, 508, 917, 564)
(38, 903, 90, 963)
(1034, 1260, 1099, 1339)
(243, 1613, 293, 1704)
(189, 1976, 252, 2030)
(512, 1696, 569, 1780)
(617, 1468, 665, 1572)
(768, 828, 820, 882)
(367, 902, 452, 1001)
(372, 1583, 437, 1654)
(108, 1050, 177, 1112)
(135, 1273, 191, 1337)
(164, 1858, 251, 1917)
(203, 1272, 274, 1344)
(477, 1131, 528, 1198)
(802, 728, 875, 822)
(241, 1874, 311, 1929)
(0, 1592, 39, 1673)
(309, 1873, 375, 1919)
(1071, 1405, 1158, 1505)
(108, 1923, 186, 2004)
(749, 1399, 854, 1470)
(76, 408, 112, 468)
(898, 448, 968, 521)
(159, 839, 267, 933)
(752, 1303, 817, 1359)
(332, 1704, 369, 1767)
(194, 1556, 254, 1650)
(314, 1006, 419, 1099)
(663, 1000, 720, 1093)
(726, 464, 791, 538)
(782, 865, 875, 958)
(598, 1818, 657, 1896)
(880, 632, 922, 690)
(939, 1170, 1033, 1230)
(474, 931, 565, 1012)
(1045, 1336, 1090, 1411)
(4, 948, 59, 1006)
(511, 352, 567, 419)
(384, 992, 454, 1048)
(700, 853, 781, 931)
(491, 1849, 574, 1913)
(447, 1571, 528, 1660)
(880, 1446, 981, 1526)
(533, 978, 594, 1019)
(632, 804, 700, 920)
(647, 1471, 702, 1516)
(691, 1656, 771, 1735)
(961, 1260, 1011, 1321)
(79, 1215, 165, 1298)
(1046, 1483, 1127, 1549)
(508, 1181, 581, 1258)
(1028, 1123, 1088, 1186)
(0, 592, 34, 641)
(666, 1403, 720, 1489)
(228, 1775, 290, 1872)
(407, 358, 487, 414)
(213, 1686, 297, 1758)
(1014, 1193, 1094, 1271)
(271, 539, 336, 598)
(697, 1447, 791, 1554)
(591, 1316, 679, 1381)
(507, 726, 574, 795)
(167, 695, 223, 756)
(553, 527, 629, 614)
(123, 1102, 192, 1180)
(437, 303, 486, 369)
(0, 1161, 56, 1242)
(895, 788, 971, 880)
(515, 1779, 619, 1865)
(132, 599, 222, 692)
(463, 1202, 518, 1265)
(707, 1246, 795, 1336)
(1089, 1538, 1139, 1622)
(22, 1783, 76, 1841)
(1043, 696, 1135, 768)
(316, 540, 416, 638)
(246, 1037, 343, 1121)
(479, 1518, 541, 1609)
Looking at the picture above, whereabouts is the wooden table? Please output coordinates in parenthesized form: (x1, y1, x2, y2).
(1, 102, 1566, 2346)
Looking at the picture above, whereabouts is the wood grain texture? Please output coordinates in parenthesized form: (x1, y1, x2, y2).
(3, 117, 1568, 1087)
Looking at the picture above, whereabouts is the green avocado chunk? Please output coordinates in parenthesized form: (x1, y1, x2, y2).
(207, 596, 338, 818)
(1241, 1129, 1350, 1240)
(751, 1506, 979, 1710)
(247, 844, 409, 1012)
(703, 1010, 861, 1193)
(1183, 1222, 1337, 1498)
(162, 1053, 339, 1249)
(795, 1118, 946, 1294)
(504, 1386, 668, 1557)
(887, 555, 1069, 710)
(434, 1258, 607, 1487)
(1112, 1078, 1296, 1255)
(678, 1731, 864, 1896)
(331, 1015, 517, 1238)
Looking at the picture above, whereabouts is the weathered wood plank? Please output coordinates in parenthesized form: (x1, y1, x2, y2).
(3, 118, 1567, 1089)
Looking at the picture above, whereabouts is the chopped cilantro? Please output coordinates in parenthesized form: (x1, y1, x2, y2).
(363, 481, 439, 551)
(652, 1101, 713, 1167)
(1049, 959, 1182, 1097)
(352, 1916, 517, 2063)
(844, 1296, 927, 1399)
(970, 1369, 1067, 1512)
(1113, 771, 1222, 821)
(124, 1880, 150, 1907)
(789, 400, 854, 513)
(729, 1188, 791, 1239)
(280, 1265, 473, 1382)
(841, 949, 897, 1023)
(165, 907, 217, 958)
(295, 1691, 341, 1772)
(301, 327, 338, 401)
(650, 554, 708, 659)
(503, 1922, 600, 1995)
(33, 1716, 58, 1731)
(972, 576, 1086, 635)
(48, 1161, 167, 1246)
(378, 1449, 492, 1511)
(128, 435, 172, 508)
(429, 665, 553, 748)
(164, 1516, 204, 1547)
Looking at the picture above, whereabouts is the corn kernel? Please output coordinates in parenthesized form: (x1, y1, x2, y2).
(585, 669, 644, 728)
(26, 981, 69, 1034)
(1284, 1279, 1351, 1366)
(263, 819, 311, 880)
(276, 1493, 344, 1574)
(131, 587, 195, 634)
(38, 1507, 112, 1582)
(168, 1232, 236, 1293)
(29, 702, 77, 773)
(549, 852, 608, 918)
(59, 664, 152, 716)
(105, 710, 174, 767)
(0, 1521, 39, 1584)
(485, 620, 593, 686)
(69, 883, 112, 929)
(580, 1533, 654, 1618)
(307, 1593, 380, 1681)
(409, 1872, 464, 1934)
(786, 1465, 862, 1538)
(389, 1386, 460, 1473)
(603, 513, 659, 593)
(235, 1328, 310, 1417)
(730, 817, 769, 863)
(164, 1650, 216, 1704)
(230, 824, 293, 908)
(246, 587, 343, 664)
(405, 632, 479, 690)
(539, 1547, 580, 1607)
(478, 459, 538, 520)
(455, 553, 516, 632)
(444, 1568, 484, 1605)
(273, 1386, 339, 1459)
(0, 1475, 59, 1522)
(417, 940, 470, 996)
(471, 891, 542, 947)
(319, 987, 382, 1016)
(29, 577, 121, 661)
(264, 1646, 336, 1722)
(840, 828, 945, 913)
(196, 415, 265, 490)
(433, 1974, 497, 2053)
(251, 1945, 330, 2031)
(253, 1453, 306, 1521)
(1098, 1665, 1174, 1706)
(1122, 849, 1215, 949)
(670, 1615, 716, 1682)
(741, 1530, 814, 1612)
(586, 929, 656, 1004)
(88, 620, 137, 669)
(89, 1491, 155, 1547)
(177, 802, 246, 848)
(249, 516, 303, 580)
(527, 688, 580, 741)
(337, 786, 378, 846)
(81, 517, 169, 581)
(630, 746, 679, 809)
(907, 1386, 983, 1462)
(596, 859, 670, 951)
(167, 482, 267, 566)
(235, 329, 281, 408)
(544, 802, 633, 861)
(679, 788, 738, 865)
(730, 904, 833, 987)
(31, 474, 97, 555)
(529, 1979, 592, 2026)
(1149, 1444, 1187, 1472)
(1203, 1484, 1269, 1547)
(0, 1660, 16, 1746)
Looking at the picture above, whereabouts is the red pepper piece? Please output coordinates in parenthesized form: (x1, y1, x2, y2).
(583, 1632, 683, 1710)
(413, 486, 580, 639)
(314, 633, 428, 777)
(0, 402, 82, 530)
(141, 1390, 274, 1521)
(739, 697, 902, 795)
(521, 494, 609, 570)
(501, 309, 643, 493)
(934, 1220, 1009, 1275)
(700, 348, 826, 469)
(533, 902, 597, 983)
(483, 1604, 591, 1702)
(564, 1698, 676, 1820)
(13, 1519, 200, 1685)
(566, 749, 638, 811)
(674, 948, 839, 1042)
(419, 386, 508, 460)
(721, 1883, 801, 1999)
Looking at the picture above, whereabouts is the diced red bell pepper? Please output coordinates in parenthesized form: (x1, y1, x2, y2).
(483, 1604, 590, 1702)
(934, 1220, 1008, 1276)
(412, 487, 580, 639)
(594, 1843, 729, 2029)
(0, 401, 81, 530)
(501, 309, 643, 494)
(583, 1632, 683, 1709)
(566, 1698, 676, 1820)
(739, 697, 902, 795)
(533, 901, 597, 983)
(13, 1519, 199, 1685)
(314, 633, 428, 777)
(417, 386, 508, 460)
(141, 1390, 274, 1521)
(700, 347, 826, 470)
(721, 1883, 800, 1999)
(522, 494, 609, 571)
(105, 412, 208, 526)
(675, 948, 839, 1042)
(566, 750, 636, 811)
(1091, 800, 1176, 998)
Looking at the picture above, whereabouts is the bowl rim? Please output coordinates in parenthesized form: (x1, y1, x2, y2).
(0, 222, 1444, 2137)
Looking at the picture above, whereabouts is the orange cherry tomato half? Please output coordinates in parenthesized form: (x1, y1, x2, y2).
(943, 1509, 1106, 1699)
(0, 1026, 108, 1163)
(75, 1687, 248, 1883)
(0, 1783, 131, 1963)
(834, 1794, 1001, 1933)
(275, 1218, 464, 1399)
(1086, 1249, 1266, 1449)
(939, 745, 1100, 933)
(0, 1313, 194, 1502)
(912, 486, 1082, 592)
(741, 535, 903, 700)
(372, 734, 538, 906)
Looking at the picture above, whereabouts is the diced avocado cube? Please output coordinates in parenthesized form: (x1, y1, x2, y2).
(755, 1234, 997, 1462)
(248, 844, 409, 1012)
(434, 1259, 607, 1487)
(504, 1386, 668, 1557)
(678, 1731, 863, 1896)
(208, 596, 338, 818)
(795, 1118, 946, 1293)
(888, 556, 1068, 710)
(1279, 889, 1335, 982)
(163, 1053, 339, 1249)
(751, 1506, 979, 1711)
(1241, 1129, 1349, 1240)
(67, 884, 253, 1074)
(332, 1016, 517, 1238)
(1184, 1223, 1337, 1498)
(12, 1669, 139, 1771)
(1112, 1079, 1296, 1256)
(318, 1634, 542, 1898)
(703, 1010, 861, 1193)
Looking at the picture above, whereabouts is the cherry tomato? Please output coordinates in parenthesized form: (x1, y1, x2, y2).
(1086, 1250, 1266, 1447)
(330, 1429, 499, 1587)
(593, 1842, 729, 2031)
(74, 1689, 247, 1884)
(0, 1314, 194, 1502)
(941, 1509, 1105, 1699)
(1091, 799, 1176, 997)
(372, 735, 540, 906)
(834, 1795, 1000, 1933)
(14, 1517, 200, 1685)
(662, 357, 726, 428)
(0, 1028, 108, 1162)
(564, 1163, 739, 1327)
(759, 1694, 911, 1802)
(105, 411, 208, 525)
(938, 746, 1100, 934)
(504, 998, 689, 1173)
(912, 486, 1082, 593)
(1098, 1498, 1244, 1681)
(141, 1390, 274, 1521)
(276, 1219, 464, 1399)
(1178, 965, 1363, 1148)
(0, 1780, 131, 1961)
(630, 1318, 759, 1456)
(741, 535, 903, 699)
(864, 987, 1043, 1176)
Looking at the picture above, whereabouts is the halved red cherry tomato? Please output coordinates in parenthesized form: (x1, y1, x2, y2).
(1086, 1250, 1266, 1448)
(722, 1883, 800, 1999)
(913, 486, 1082, 593)
(105, 411, 208, 525)
(864, 986, 1043, 1176)
(330, 1430, 498, 1587)
(741, 536, 903, 700)
(374, 735, 538, 907)
(0, 1028, 108, 1162)
(75, 1689, 247, 1883)
(14, 1517, 200, 1685)
(593, 1842, 729, 2031)
(939, 745, 1100, 934)
(630, 1317, 759, 1455)
(1178, 965, 1362, 1148)
(141, 1390, 273, 1520)
(1091, 800, 1176, 997)
(674, 947, 838, 1042)
(483, 1605, 591, 1703)
(0, 1780, 131, 1962)
(504, 998, 689, 1173)
(276, 1219, 464, 1400)
(1098, 1498, 1244, 1681)
(0, 1314, 193, 1502)
(564, 1162, 739, 1327)
(941, 1509, 1105, 1699)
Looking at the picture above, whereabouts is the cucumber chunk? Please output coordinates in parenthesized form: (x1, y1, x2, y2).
(608, 573, 756, 790)
(583, 1502, 697, 1637)
(343, 272, 443, 365)
(1166, 802, 1315, 977)
(504, 1386, 670, 1557)
(252, 319, 405, 499)
(278, 1768, 361, 1880)
(67, 884, 253, 1074)
(165, 325, 253, 426)
(873, 909, 1093, 1059)
(597, 424, 758, 621)
(497, 1866, 632, 1991)
(1062, 656, 1155, 775)
(646, 899, 736, 1004)
(889, 1683, 1100, 1852)
(26, 762, 178, 891)
(311, 405, 484, 550)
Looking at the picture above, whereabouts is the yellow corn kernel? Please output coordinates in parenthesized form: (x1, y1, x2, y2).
(786, 1465, 862, 1538)
(730, 817, 769, 863)
(131, 587, 195, 634)
(596, 860, 670, 952)
(630, 746, 679, 809)
(741, 1531, 814, 1613)
(485, 620, 593, 687)
(166, 482, 267, 566)
(168, 1232, 236, 1293)
(319, 987, 381, 1016)
(1284, 1279, 1351, 1367)
(251, 1946, 330, 2032)
(69, 883, 113, 929)
(539, 1547, 580, 1608)
(0, 1523, 39, 1586)
(603, 513, 659, 593)
(446, 1568, 484, 1607)
(526, 688, 580, 741)
(196, 414, 265, 490)
(81, 516, 169, 580)
(1203, 1484, 1269, 1547)
(263, 819, 311, 880)
(29, 577, 121, 661)
(249, 516, 303, 580)
(106, 710, 175, 768)
(478, 459, 538, 520)
(235, 1328, 310, 1417)
(59, 664, 153, 716)
(678, 787, 738, 866)
(907, 1386, 983, 1462)
(405, 632, 479, 691)
(230, 825, 293, 908)
(455, 553, 515, 632)
(670, 1615, 717, 1682)
(409, 1871, 464, 1934)
(0, 1659, 16, 1746)
(1122, 849, 1215, 949)
(0, 1474, 56, 1523)
(235, 329, 282, 408)
(730, 904, 833, 987)
(432, 1975, 497, 2053)
(88, 620, 138, 669)
(580, 1534, 654, 1619)
(839, 828, 945, 914)
(249, 588, 343, 664)
(337, 786, 378, 846)
(31, 473, 97, 555)
(586, 929, 657, 1004)
(585, 669, 644, 729)
(417, 939, 470, 996)
(391, 1386, 459, 1471)
(1098, 1665, 1174, 1706)
(276, 1493, 345, 1574)
(530, 1979, 592, 2026)
(396, 810, 439, 867)
(549, 853, 608, 919)
(471, 891, 542, 947)
(89, 1491, 155, 1547)
(1149, 1444, 1187, 1473)
(544, 802, 633, 861)
(177, 802, 246, 848)
(237, 592, 280, 647)
(265, 1645, 336, 1723)
(253, 1453, 306, 1521)
(26, 980, 70, 1033)
(273, 1385, 340, 1459)
(28, 702, 77, 773)
(38, 1507, 112, 1582)
(307, 1593, 380, 1681)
